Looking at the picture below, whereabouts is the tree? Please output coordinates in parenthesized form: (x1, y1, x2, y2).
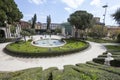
(112, 8, 120, 25)
(68, 10, 93, 38)
(61, 22, 72, 35)
(0, 0, 23, 26)
(88, 25, 108, 38)
(31, 14, 37, 29)
(108, 29, 120, 40)
(20, 30, 30, 42)
(10, 25, 16, 37)
(54, 28, 62, 34)
(47, 15, 51, 30)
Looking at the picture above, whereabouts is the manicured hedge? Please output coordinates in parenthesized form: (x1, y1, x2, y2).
(42, 67, 58, 80)
(0, 67, 43, 80)
(93, 57, 120, 67)
(4, 39, 89, 57)
(0, 38, 17, 43)
(0, 63, 120, 80)
(93, 45, 120, 67)
(87, 61, 120, 75)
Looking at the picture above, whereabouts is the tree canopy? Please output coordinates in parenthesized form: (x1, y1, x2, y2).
(68, 10, 93, 30)
(88, 25, 108, 38)
(68, 11, 93, 30)
(0, 0, 23, 26)
(112, 8, 120, 25)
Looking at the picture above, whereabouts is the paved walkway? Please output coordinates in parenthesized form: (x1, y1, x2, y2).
(0, 41, 107, 71)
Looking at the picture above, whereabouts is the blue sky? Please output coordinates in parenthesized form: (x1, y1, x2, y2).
(14, 0, 120, 26)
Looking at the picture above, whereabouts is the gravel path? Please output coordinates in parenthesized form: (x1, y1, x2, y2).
(0, 41, 107, 71)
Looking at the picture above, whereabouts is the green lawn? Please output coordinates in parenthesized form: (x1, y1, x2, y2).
(87, 38, 116, 43)
(105, 45, 120, 51)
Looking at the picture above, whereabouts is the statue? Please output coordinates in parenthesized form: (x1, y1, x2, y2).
(104, 52, 114, 66)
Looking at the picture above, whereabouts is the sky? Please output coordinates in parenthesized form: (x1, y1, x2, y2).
(14, 0, 120, 26)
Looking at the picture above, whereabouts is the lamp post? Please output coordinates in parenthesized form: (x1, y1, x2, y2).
(102, 5, 108, 26)
(101, 5, 108, 38)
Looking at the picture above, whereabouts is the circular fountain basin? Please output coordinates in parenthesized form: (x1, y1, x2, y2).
(32, 39, 66, 48)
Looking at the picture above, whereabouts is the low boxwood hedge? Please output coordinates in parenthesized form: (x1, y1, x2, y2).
(42, 67, 58, 80)
(87, 61, 120, 75)
(4, 39, 89, 57)
(0, 63, 120, 80)
(0, 38, 17, 43)
(93, 57, 120, 67)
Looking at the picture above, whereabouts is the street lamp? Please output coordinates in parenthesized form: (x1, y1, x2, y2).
(102, 4, 108, 26)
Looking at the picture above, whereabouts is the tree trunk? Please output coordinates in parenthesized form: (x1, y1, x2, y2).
(24, 36, 26, 42)
(75, 29, 78, 38)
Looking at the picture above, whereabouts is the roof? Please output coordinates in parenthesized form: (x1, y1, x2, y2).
(108, 27, 120, 30)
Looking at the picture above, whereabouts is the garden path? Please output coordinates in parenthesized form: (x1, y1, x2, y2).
(0, 41, 107, 71)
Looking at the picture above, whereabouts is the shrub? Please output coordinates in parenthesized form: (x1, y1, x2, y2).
(42, 67, 58, 80)
(0, 38, 16, 43)
(117, 33, 120, 42)
(111, 60, 120, 67)
(52, 70, 63, 80)
(9, 67, 43, 80)
(0, 38, 5, 43)
(93, 57, 120, 67)
(93, 58, 105, 64)
(87, 61, 120, 75)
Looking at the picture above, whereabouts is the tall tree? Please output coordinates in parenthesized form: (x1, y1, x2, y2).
(0, 0, 23, 26)
(31, 14, 37, 28)
(68, 10, 93, 38)
(112, 8, 120, 25)
(47, 15, 51, 30)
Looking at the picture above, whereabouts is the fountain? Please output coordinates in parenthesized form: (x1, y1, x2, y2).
(104, 52, 114, 66)
(32, 35, 66, 47)
(32, 15, 66, 47)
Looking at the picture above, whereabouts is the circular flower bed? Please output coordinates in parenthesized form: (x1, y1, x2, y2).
(4, 39, 89, 57)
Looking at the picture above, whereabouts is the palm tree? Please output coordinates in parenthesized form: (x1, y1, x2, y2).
(112, 8, 120, 25)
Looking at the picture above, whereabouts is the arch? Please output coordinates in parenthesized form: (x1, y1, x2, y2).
(0, 29, 5, 38)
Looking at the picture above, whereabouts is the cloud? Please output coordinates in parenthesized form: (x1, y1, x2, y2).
(61, 0, 84, 9)
(90, 0, 101, 6)
(64, 7, 72, 13)
(28, 0, 46, 5)
(61, 0, 84, 13)
(109, 5, 120, 11)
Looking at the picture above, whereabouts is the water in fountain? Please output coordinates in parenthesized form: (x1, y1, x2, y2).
(32, 35, 66, 48)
